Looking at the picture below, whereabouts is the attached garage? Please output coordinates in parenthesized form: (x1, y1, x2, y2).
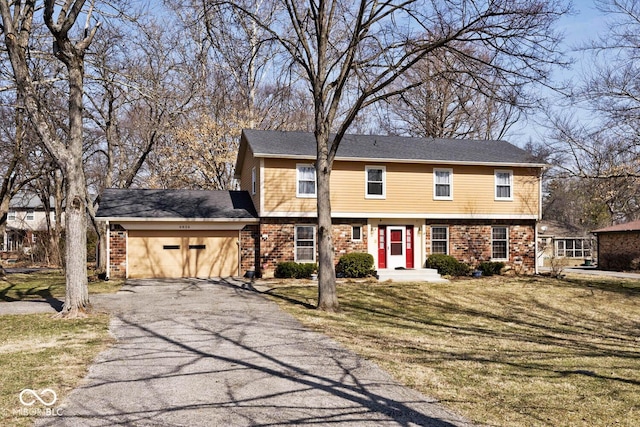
(127, 229, 240, 278)
(96, 189, 259, 279)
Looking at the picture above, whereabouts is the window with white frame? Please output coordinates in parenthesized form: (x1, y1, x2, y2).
(431, 226, 449, 254)
(251, 167, 256, 195)
(295, 225, 316, 262)
(7, 210, 16, 221)
(556, 238, 592, 258)
(365, 166, 385, 198)
(495, 170, 513, 200)
(351, 225, 362, 241)
(296, 164, 316, 197)
(492, 226, 508, 260)
(433, 168, 453, 200)
(26, 210, 35, 221)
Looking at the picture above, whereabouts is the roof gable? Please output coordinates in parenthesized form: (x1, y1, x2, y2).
(239, 129, 545, 167)
(96, 189, 258, 220)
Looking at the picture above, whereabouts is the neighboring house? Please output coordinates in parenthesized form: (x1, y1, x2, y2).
(1, 193, 57, 254)
(536, 220, 595, 268)
(98, 130, 545, 279)
(592, 220, 640, 271)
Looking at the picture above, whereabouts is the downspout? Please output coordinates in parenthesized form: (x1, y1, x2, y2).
(106, 220, 110, 280)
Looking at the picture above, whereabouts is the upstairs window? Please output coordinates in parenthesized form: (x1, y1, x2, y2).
(7, 210, 16, 221)
(296, 164, 316, 197)
(365, 166, 385, 199)
(433, 168, 453, 200)
(26, 210, 35, 221)
(495, 170, 513, 200)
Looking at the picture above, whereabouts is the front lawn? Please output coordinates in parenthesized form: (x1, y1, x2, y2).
(0, 269, 123, 301)
(266, 274, 640, 427)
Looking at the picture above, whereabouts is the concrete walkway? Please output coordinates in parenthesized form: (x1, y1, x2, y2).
(34, 278, 473, 427)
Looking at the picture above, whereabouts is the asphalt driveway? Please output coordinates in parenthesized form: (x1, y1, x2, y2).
(37, 278, 473, 426)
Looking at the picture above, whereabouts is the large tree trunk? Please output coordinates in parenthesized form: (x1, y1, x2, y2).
(315, 130, 339, 311)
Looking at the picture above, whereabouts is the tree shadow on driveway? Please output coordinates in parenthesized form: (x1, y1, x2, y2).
(37, 277, 472, 426)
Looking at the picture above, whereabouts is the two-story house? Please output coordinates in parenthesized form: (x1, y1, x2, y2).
(2, 193, 57, 254)
(98, 129, 544, 279)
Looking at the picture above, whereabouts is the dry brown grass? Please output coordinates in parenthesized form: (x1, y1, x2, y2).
(266, 274, 640, 427)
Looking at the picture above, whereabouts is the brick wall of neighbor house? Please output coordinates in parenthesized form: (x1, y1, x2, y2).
(240, 225, 259, 276)
(109, 224, 127, 278)
(598, 231, 640, 271)
(425, 220, 536, 273)
(258, 218, 368, 277)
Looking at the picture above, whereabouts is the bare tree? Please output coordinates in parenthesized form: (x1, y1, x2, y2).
(543, 0, 640, 225)
(216, 0, 569, 310)
(376, 47, 523, 140)
(0, 0, 99, 317)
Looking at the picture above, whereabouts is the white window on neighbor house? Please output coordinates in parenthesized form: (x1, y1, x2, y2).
(295, 225, 316, 262)
(492, 226, 509, 260)
(495, 170, 513, 200)
(7, 210, 16, 221)
(434, 168, 453, 200)
(431, 226, 449, 254)
(365, 166, 385, 198)
(556, 238, 592, 258)
(296, 164, 316, 197)
(26, 210, 35, 221)
(351, 225, 362, 241)
(251, 167, 256, 195)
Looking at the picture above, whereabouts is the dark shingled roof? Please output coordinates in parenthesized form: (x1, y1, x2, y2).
(96, 189, 258, 220)
(241, 129, 544, 166)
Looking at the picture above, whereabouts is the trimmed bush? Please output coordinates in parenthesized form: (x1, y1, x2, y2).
(336, 253, 375, 278)
(426, 254, 470, 276)
(274, 262, 317, 279)
(477, 261, 505, 276)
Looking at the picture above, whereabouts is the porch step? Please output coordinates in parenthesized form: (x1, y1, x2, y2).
(377, 268, 448, 283)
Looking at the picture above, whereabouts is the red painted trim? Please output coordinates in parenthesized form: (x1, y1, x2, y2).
(406, 226, 414, 268)
(378, 226, 386, 269)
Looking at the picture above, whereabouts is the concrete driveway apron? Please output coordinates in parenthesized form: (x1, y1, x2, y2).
(37, 278, 474, 427)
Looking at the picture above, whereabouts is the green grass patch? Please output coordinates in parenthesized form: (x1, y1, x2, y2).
(0, 269, 123, 301)
(266, 274, 640, 427)
(0, 313, 113, 427)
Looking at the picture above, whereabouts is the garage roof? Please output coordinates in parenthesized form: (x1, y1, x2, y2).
(96, 189, 258, 221)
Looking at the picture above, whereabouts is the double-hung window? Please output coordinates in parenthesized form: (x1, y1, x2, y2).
(431, 226, 449, 254)
(495, 170, 513, 200)
(433, 168, 453, 200)
(492, 226, 509, 260)
(297, 164, 316, 197)
(26, 210, 35, 221)
(7, 210, 16, 221)
(365, 166, 385, 199)
(295, 225, 316, 262)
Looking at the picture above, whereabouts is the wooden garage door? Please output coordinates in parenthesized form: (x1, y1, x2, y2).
(127, 230, 239, 278)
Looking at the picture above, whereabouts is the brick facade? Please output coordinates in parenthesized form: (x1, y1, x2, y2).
(425, 219, 536, 273)
(108, 224, 127, 278)
(598, 231, 640, 271)
(240, 225, 259, 275)
(258, 218, 368, 277)
(108, 218, 537, 278)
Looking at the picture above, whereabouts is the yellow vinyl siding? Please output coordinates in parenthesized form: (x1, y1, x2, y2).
(259, 158, 540, 216)
(239, 146, 261, 214)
